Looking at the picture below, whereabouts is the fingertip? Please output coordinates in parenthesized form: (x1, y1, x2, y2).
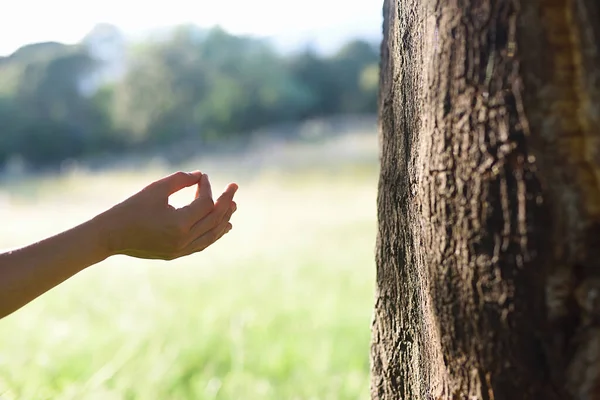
(215, 182, 238, 204)
(228, 183, 239, 193)
(231, 201, 237, 212)
(160, 170, 204, 195)
(187, 171, 202, 183)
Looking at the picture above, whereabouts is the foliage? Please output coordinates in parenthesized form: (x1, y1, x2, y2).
(0, 25, 379, 169)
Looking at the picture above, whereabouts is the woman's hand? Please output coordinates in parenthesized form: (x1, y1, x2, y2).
(0, 170, 239, 319)
(96, 171, 238, 260)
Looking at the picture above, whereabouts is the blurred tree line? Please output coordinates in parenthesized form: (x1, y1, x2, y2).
(0, 24, 379, 169)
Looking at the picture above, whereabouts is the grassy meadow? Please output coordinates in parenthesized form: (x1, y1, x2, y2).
(0, 126, 379, 399)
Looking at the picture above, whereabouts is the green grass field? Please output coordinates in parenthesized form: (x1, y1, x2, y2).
(0, 130, 378, 399)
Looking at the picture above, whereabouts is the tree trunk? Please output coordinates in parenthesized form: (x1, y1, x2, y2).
(371, 0, 600, 399)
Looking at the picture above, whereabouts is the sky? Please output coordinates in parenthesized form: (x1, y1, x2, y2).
(0, 0, 382, 56)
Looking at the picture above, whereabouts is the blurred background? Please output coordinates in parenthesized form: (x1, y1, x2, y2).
(0, 1, 381, 398)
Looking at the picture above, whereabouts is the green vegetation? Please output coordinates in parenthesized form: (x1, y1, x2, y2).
(0, 130, 378, 399)
(0, 25, 378, 169)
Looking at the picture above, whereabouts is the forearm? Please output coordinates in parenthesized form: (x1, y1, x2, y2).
(0, 216, 111, 319)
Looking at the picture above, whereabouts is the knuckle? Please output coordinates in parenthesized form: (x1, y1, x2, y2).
(143, 181, 160, 193)
(191, 238, 208, 253)
(173, 171, 187, 180)
(164, 252, 178, 261)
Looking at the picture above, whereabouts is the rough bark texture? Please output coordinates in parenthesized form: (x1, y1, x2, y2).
(371, 0, 600, 399)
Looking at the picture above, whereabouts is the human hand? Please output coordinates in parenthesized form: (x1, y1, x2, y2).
(95, 171, 238, 260)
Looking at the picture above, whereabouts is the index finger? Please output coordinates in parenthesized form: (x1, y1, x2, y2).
(180, 174, 215, 222)
(195, 174, 213, 202)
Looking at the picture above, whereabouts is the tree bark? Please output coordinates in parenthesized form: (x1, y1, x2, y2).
(371, 0, 600, 399)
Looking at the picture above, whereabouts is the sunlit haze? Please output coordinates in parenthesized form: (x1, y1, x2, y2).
(0, 0, 381, 55)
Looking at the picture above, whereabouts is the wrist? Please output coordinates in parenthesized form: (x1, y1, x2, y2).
(90, 209, 122, 258)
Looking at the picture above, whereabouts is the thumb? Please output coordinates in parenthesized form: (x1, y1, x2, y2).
(155, 171, 203, 196)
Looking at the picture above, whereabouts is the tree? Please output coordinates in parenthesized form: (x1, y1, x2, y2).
(0, 24, 380, 168)
(0, 43, 105, 167)
(112, 26, 312, 145)
(371, 0, 600, 399)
